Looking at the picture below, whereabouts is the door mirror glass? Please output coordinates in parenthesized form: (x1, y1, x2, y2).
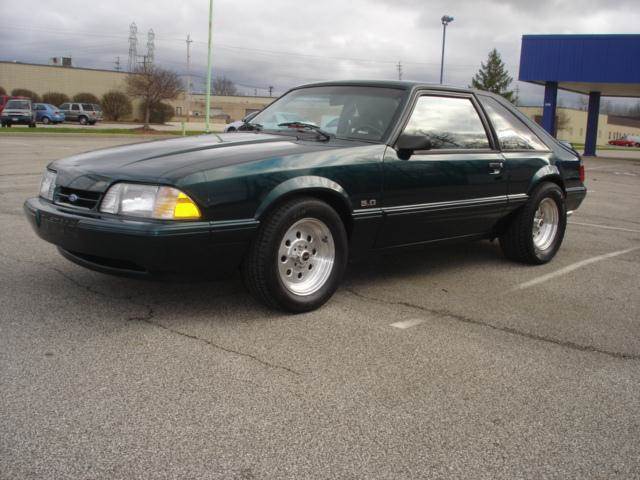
(396, 134, 432, 160)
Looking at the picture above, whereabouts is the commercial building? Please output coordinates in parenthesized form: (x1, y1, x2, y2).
(519, 106, 640, 145)
(0, 61, 273, 122)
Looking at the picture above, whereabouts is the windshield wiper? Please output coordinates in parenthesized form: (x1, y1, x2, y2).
(277, 122, 331, 141)
(243, 120, 263, 131)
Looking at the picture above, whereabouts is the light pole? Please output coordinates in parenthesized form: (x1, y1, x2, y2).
(439, 15, 454, 84)
(205, 0, 213, 133)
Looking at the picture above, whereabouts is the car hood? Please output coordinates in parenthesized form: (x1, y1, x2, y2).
(51, 132, 353, 192)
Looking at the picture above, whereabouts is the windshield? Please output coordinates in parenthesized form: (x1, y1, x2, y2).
(6, 100, 31, 110)
(250, 85, 406, 141)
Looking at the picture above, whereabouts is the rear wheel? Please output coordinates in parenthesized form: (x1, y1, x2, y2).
(42, 117, 50, 125)
(227, 126, 236, 132)
(242, 197, 348, 312)
(499, 182, 566, 264)
(78, 116, 88, 125)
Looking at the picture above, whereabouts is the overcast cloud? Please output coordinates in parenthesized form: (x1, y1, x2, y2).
(1, 0, 639, 105)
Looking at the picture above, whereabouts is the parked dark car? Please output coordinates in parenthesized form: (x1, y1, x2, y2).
(59, 102, 102, 125)
(25, 81, 587, 312)
(33, 103, 65, 124)
(1, 98, 36, 127)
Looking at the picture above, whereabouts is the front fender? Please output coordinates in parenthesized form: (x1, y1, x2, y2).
(255, 175, 351, 219)
(528, 164, 564, 194)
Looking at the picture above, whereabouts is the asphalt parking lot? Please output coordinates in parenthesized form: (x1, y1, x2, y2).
(1, 134, 639, 479)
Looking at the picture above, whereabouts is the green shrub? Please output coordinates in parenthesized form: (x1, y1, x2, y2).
(141, 101, 174, 124)
(42, 92, 70, 106)
(11, 88, 41, 102)
(101, 91, 132, 121)
(72, 92, 100, 104)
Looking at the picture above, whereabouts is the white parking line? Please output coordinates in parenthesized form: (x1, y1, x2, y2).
(513, 246, 640, 291)
(569, 221, 640, 234)
(390, 318, 426, 330)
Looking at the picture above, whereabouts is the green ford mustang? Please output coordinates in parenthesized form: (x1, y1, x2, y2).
(25, 81, 586, 312)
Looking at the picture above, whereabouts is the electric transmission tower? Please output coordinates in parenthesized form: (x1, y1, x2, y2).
(147, 29, 155, 66)
(128, 22, 138, 71)
(114, 56, 121, 71)
(397, 61, 403, 81)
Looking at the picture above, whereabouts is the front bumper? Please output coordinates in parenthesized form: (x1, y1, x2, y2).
(2, 115, 33, 125)
(24, 197, 259, 277)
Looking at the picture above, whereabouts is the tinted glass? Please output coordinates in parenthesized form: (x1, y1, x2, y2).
(479, 96, 547, 151)
(82, 104, 94, 110)
(403, 96, 490, 150)
(71, 104, 80, 111)
(60, 103, 69, 110)
(251, 86, 406, 141)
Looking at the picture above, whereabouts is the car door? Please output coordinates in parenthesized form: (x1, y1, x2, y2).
(377, 92, 507, 247)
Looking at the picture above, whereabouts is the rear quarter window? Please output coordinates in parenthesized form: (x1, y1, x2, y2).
(479, 95, 547, 151)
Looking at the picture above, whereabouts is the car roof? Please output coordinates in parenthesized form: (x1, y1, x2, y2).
(293, 79, 493, 97)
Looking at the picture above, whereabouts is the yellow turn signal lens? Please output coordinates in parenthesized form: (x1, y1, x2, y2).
(153, 187, 201, 220)
(174, 192, 201, 219)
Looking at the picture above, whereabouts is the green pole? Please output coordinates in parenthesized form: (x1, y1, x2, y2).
(205, 0, 213, 133)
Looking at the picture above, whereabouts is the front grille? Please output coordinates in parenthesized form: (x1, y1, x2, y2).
(55, 187, 102, 210)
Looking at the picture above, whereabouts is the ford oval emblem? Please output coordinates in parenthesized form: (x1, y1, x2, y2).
(68, 193, 79, 203)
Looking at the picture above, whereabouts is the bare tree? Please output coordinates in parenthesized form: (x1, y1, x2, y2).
(213, 75, 238, 96)
(556, 110, 570, 132)
(126, 64, 182, 128)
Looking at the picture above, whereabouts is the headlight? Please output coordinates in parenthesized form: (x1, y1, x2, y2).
(99, 183, 201, 220)
(39, 170, 57, 201)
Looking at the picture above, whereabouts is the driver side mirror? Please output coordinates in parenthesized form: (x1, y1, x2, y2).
(396, 134, 432, 160)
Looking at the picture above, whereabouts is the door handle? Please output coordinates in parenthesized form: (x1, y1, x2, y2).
(489, 162, 504, 175)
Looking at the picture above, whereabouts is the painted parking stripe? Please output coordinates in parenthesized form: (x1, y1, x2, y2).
(390, 318, 426, 330)
(513, 246, 640, 291)
(569, 221, 640, 234)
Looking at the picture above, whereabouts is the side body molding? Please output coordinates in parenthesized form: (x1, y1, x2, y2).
(255, 175, 352, 219)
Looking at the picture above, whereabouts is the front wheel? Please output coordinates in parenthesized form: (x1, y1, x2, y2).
(242, 197, 348, 312)
(499, 182, 566, 264)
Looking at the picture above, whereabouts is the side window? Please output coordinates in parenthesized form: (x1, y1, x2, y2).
(60, 103, 69, 110)
(82, 104, 93, 111)
(479, 96, 547, 151)
(403, 96, 490, 150)
(71, 104, 80, 111)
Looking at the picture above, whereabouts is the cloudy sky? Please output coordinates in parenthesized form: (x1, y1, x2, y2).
(1, 0, 638, 105)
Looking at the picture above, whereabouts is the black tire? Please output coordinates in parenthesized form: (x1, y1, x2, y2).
(499, 182, 566, 265)
(29, 123, 36, 128)
(78, 116, 88, 125)
(42, 117, 50, 125)
(242, 197, 348, 313)
(227, 127, 236, 132)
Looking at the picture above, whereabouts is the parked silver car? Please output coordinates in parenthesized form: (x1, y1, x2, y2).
(59, 103, 103, 125)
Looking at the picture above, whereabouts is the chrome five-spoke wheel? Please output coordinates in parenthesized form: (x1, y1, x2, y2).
(532, 197, 559, 252)
(277, 218, 335, 296)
